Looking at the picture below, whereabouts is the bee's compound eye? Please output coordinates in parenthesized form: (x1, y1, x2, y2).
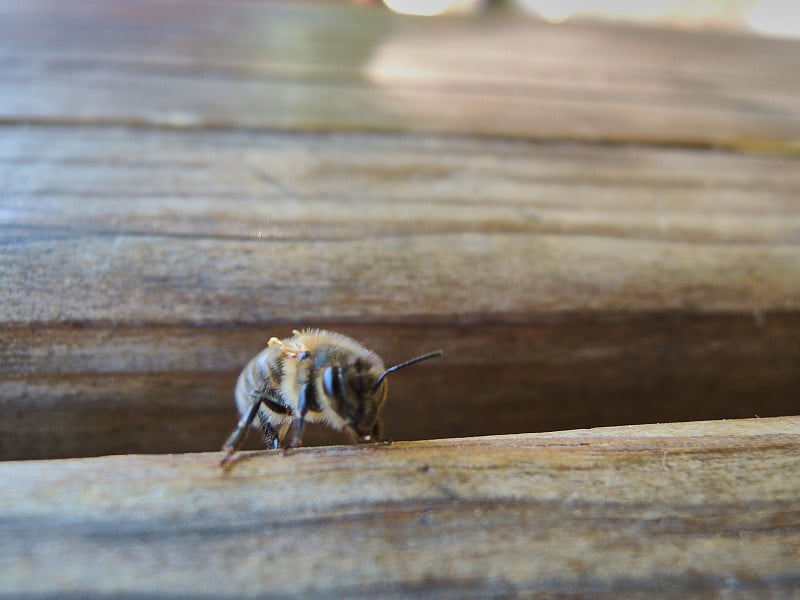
(322, 366, 336, 399)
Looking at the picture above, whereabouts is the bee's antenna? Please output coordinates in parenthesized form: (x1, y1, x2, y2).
(373, 350, 443, 390)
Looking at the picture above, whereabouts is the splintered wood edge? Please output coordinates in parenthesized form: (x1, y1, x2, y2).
(5, 416, 796, 469)
(207, 415, 800, 477)
(229, 415, 800, 454)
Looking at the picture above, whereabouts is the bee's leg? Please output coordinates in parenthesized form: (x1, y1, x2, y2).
(371, 419, 392, 444)
(346, 420, 391, 445)
(221, 392, 290, 467)
(257, 394, 293, 450)
(220, 396, 263, 467)
(258, 412, 280, 450)
(285, 384, 310, 449)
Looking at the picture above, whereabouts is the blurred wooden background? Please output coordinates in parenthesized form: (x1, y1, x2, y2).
(2, 0, 800, 460)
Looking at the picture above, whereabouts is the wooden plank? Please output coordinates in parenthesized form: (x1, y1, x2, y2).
(1, 417, 798, 597)
(1, 0, 799, 149)
(2, 316, 799, 459)
(3, 126, 799, 324)
(2, 125, 799, 459)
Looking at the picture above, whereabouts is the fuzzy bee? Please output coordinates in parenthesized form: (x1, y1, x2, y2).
(220, 329, 442, 466)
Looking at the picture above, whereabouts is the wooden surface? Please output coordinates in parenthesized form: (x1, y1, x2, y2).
(2, 0, 800, 461)
(3, 0, 800, 149)
(3, 126, 800, 459)
(1, 417, 798, 598)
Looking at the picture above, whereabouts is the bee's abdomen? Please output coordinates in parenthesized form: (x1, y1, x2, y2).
(234, 348, 290, 423)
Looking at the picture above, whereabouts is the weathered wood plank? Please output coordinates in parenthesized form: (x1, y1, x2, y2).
(1, 0, 799, 149)
(3, 126, 800, 244)
(2, 125, 799, 459)
(1, 417, 798, 598)
(3, 126, 799, 324)
(2, 317, 799, 460)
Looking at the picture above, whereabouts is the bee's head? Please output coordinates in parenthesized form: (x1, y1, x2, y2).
(321, 350, 443, 440)
(322, 358, 386, 439)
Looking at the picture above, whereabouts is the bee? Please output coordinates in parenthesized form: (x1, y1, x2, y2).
(220, 329, 442, 467)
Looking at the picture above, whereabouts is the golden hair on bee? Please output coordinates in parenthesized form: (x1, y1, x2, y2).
(220, 329, 442, 467)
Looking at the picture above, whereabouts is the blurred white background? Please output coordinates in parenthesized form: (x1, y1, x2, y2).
(381, 0, 800, 39)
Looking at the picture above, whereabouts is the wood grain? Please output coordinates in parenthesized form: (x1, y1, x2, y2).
(2, 3, 799, 595)
(1, 0, 800, 149)
(1, 417, 798, 598)
(2, 1, 800, 460)
(3, 126, 800, 323)
(2, 125, 800, 459)
(3, 316, 800, 460)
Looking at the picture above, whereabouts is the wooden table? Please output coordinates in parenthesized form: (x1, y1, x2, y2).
(1, 0, 799, 595)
